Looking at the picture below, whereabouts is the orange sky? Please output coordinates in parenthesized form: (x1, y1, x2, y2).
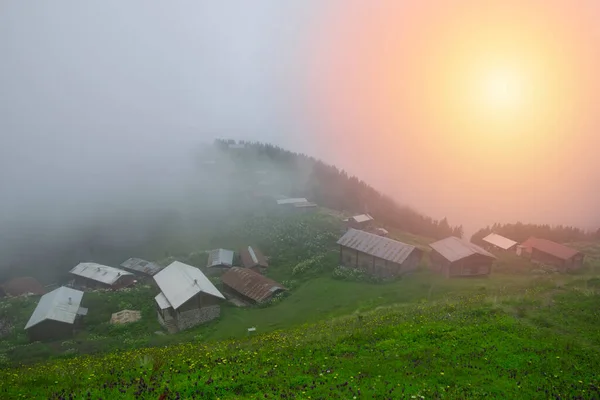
(306, 0, 600, 232)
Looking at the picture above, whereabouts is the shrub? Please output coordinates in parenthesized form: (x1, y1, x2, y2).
(281, 279, 298, 290)
(292, 254, 326, 277)
(332, 266, 383, 283)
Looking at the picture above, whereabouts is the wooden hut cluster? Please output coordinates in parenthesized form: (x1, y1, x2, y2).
(477, 232, 584, 271)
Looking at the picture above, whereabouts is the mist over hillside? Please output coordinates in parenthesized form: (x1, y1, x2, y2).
(0, 140, 463, 284)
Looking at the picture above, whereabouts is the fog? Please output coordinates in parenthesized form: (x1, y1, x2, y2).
(1, 1, 599, 276)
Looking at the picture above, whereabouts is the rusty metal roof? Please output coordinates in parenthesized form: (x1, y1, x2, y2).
(482, 233, 517, 250)
(429, 236, 496, 262)
(337, 228, 417, 264)
(239, 246, 268, 269)
(520, 237, 581, 260)
(1, 277, 45, 297)
(221, 267, 285, 303)
(120, 258, 163, 276)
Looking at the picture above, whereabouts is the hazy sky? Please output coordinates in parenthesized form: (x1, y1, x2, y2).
(1, 1, 599, 237)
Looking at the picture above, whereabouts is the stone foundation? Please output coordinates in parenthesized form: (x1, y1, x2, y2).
(176, 305, 220, 331)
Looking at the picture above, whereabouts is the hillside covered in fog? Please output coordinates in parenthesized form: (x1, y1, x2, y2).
(0, 140, 462, 284)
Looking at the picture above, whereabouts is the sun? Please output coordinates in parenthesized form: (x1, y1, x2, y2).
(477, 65, 526, 113)
(480, 67, 523, 110)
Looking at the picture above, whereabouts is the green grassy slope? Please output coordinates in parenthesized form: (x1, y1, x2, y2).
(3, 210, 600, 399)
(1, 276, 599, 399)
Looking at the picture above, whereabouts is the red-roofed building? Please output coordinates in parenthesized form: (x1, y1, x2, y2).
(221, 267, 286, 304)
(518, 237, 584, 271)
(239, 246, 268, 274)
(0, 277, 45, 298)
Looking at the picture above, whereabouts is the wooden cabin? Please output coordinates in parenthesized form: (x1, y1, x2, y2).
(69, 263, 135, 290)
(154, 261, 225, 333)
(24, 287, 87, 342)
(519, 237, 584, 271)
(221, 267, 286, 304)
(239, 246, 269, 274)
(337, 228, 422, 279)
(429, 237, 496, 278)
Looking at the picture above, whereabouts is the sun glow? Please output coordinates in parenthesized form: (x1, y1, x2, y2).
(478, 65, 525, 113)
(312, 0, 597, 187)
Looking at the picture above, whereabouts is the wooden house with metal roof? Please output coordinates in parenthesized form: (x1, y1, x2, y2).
(518, 237, 584, 271)
(482, 233, 518, 252)
(239, 246, 269, 273)
(429, 237, 496, 278)
(24, 286, 87, 342)
(221, 267, 285, 304)
(69, 263, 135, 290)
(153, 261, 225, 333)
(206, 249, 235, 276)
(120, 258, 163, 277)
(336, 228, 422, 279)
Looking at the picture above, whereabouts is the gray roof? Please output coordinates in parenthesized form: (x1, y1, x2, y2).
(69, 262, 134, 285)
(429, 236, 496, 262)
(153, 261, 225, 310)
(337, 228, 417, 264)
(352, 214, 373, 223)
(154, 292, 171, 310)
(25, 286, 84, 330)
(293, 202, 317, 208)
(482, 233, 517, 250)
(276, 198, 308, 205)
(207, 249, 234, 268)
(120, 258, 163, 276)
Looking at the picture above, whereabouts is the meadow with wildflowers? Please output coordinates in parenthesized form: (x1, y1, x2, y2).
(1, 275, 600, 399)
(2, 211, 600, 398)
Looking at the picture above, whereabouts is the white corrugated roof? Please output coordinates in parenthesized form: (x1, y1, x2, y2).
(337, 229, 417, 264)
(25, 286, 84, 330)
(153, 261, 224, 310)
(276, 198, 308, 205)
(207, 249, 234, 268)
(69, 263, 133, 285)
(352, 214, 373, 223)
(248, 246, 259, 264)
(154, 292, 171, 310)
(429, 236, 496, 262)
(482, 233, 517, 250)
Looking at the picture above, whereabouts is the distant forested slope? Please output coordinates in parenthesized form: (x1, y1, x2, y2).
(0, 139, 462, 285)
(216, 139, 463, 239)
(471, 222, 599, 245)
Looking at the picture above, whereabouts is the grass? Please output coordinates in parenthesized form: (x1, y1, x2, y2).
(2, 211, 600, 398)
(1, 276, 599, 399)
(0, 265, 559, 367)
